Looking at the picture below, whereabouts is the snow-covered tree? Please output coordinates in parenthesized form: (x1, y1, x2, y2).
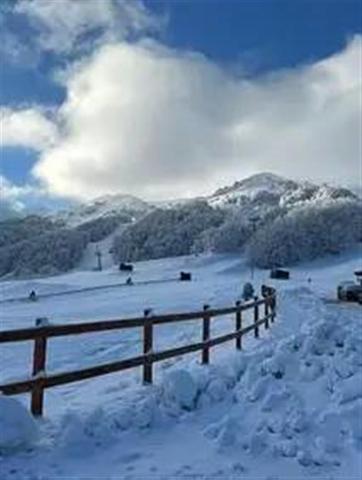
(113, 201, 225, 262)
(247, 200, 362, 268)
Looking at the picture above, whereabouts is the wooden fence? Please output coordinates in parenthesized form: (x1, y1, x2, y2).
(0, 289, 276, 417)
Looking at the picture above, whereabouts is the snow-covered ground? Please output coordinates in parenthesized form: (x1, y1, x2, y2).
(0, 250, 361, 479)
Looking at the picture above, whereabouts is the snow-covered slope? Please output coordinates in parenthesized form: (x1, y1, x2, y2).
(1, 173, 359, 279)
(1, 250, 361, 479)
(211, 172, 298, 202)
(51, 173, 358, 228)
(208, 172, 356, 210)
(54, 194, 152, 227)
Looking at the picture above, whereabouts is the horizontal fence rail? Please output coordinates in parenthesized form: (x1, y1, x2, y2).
(0, 288, 276, 416)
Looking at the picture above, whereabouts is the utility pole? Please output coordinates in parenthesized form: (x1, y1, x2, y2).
(95, 247, 103, 271)
(249, 215, 260, 280)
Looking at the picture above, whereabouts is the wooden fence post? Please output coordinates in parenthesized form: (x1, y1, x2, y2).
(271, 294, 276, 323)
(253, 297, 259, 338)
(264, 298, 269, 330)
(143, 309, 153, 384)
(202, 305, 210, 364)
(31, 334, 47, 416)
(235, 300, 242, 350)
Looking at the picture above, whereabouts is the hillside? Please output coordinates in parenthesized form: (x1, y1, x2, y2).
(53, 194, 152, 227)
(113, 174, 360, 264)
(208, 172, 356, 212)
(0, 173, 360, 278)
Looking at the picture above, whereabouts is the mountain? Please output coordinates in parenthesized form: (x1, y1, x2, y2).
(53, 194, 152, 227)
(208, 172, 356, 212)
(0, 173, 359, 278)
(51, 173, 357, 227)
(210, 173, 297, 203)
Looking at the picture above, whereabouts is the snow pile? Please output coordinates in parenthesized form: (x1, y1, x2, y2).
(0, 396, 39, 451)
(59, 389, 160, 451)
(202, 290, 362, 468)
(161, 369, 198, 413)
(49, 289, 361, 473)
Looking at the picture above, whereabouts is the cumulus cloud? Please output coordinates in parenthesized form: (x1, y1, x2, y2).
(27, 36, 361, 201)
(0, 175, 30, 217)
(14, 0, 162, 55)
(0, 107, 57, 151)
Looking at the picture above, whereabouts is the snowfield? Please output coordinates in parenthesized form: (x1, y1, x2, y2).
(0, 251, 361, 479)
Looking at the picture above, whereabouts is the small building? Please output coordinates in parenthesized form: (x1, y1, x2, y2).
(119, 262, 134, 272)
(180, 271, 192, 281)
(270, 269, 290, 280)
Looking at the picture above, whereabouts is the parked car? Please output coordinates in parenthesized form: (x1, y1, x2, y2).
(337, 281, 362, 304)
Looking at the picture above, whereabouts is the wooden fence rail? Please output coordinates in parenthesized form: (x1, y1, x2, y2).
(0, 289, 276, 416)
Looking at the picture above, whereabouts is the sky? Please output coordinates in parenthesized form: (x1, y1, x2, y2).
(0, 0, 361, 213)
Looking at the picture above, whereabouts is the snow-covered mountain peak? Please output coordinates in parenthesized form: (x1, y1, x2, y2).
(210, 173, 298, 203)
(208, 172, 356, 209)
(53, 193, 151, 227)
(50, 173, 358, 227)
(89, 193, 149, 211)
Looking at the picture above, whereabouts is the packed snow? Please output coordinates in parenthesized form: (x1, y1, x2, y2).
(0, 251, 361, 479)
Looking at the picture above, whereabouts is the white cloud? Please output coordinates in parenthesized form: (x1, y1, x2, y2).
(0, 174, 35, 200)
(15, 0, 162, 55)
(28, 36, 361, 201)
(0, 107, 57, 151)
(0, 175, 30, 216)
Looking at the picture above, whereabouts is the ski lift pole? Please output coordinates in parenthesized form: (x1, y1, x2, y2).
(249, 215, 260, 280)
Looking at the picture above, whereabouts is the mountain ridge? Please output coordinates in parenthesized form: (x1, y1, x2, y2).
(50, 172, 358, 226)
(0, 173, 359, 278)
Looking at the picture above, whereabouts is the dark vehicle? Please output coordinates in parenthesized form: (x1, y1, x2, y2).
(337, 281, 362, 304)
(270, 269, 290, 280)
(119, 262, 134, 272)
(180, 271, 192, 281)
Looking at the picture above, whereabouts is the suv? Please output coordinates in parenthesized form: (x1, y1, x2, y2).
(337, 281, 362, 304)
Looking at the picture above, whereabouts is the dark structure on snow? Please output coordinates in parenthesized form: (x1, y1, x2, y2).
(179, 271, 192, 281)
(119, 262, 134, 272)
(29, 290, 38, 302)
(270, 269, 290, 280)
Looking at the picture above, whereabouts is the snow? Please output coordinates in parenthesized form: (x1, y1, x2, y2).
(209, 172, 297, 205)
(77, 223, 128, 271)
(162, 369, 198, 412)
(0, 250, 362, 479)
(208, 172, 357, 211)
(0, 396, 39, 451)
(52, 193, 150, 227)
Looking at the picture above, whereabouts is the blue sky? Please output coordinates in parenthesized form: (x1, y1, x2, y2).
(0, 0, 361, 212)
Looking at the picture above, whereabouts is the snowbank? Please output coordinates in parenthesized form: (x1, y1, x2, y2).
(50, 289, 361, 472)
(1, 280, 361, 478)
(202, 289, 362, 468)
(0, 396, 39, 451)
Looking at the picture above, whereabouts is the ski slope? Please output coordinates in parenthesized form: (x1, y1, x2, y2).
(0, 250, 361, 480)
